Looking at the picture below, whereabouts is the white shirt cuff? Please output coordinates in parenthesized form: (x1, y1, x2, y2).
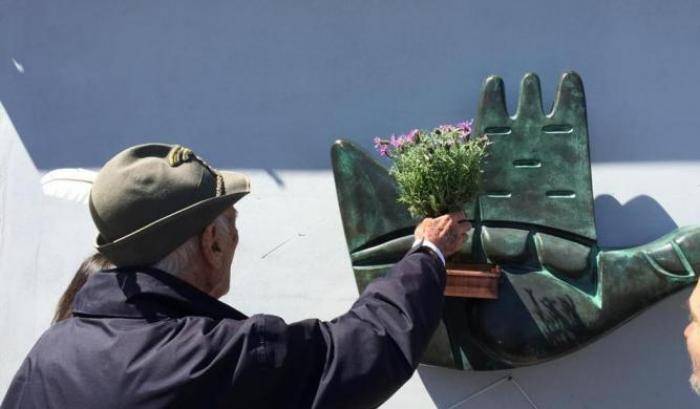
(412, 238, 446, 266)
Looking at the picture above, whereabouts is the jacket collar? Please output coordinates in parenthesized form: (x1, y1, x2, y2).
(72, 267, 248, 321)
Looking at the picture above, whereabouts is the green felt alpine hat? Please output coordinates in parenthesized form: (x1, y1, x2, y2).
(89, 143, 250, 267)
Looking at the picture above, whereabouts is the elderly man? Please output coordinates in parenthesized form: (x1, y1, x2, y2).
(1, 143, 470, 409)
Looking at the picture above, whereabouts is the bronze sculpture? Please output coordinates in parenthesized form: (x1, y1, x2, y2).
(331, 72, 700, 370)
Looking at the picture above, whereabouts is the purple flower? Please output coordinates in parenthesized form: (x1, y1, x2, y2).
(438, 124, 456, 133)
(457, 119, 473, 140)
(389, 134, 405, 148)
(374, 137, 392, 156)
(457, 119, 473, 134)
(405, 129, 419, 143)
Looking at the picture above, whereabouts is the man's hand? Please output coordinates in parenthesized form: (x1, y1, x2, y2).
(414, 212, 471, 257)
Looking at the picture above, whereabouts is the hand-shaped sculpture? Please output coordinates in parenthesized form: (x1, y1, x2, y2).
(331, 72, 700, 370)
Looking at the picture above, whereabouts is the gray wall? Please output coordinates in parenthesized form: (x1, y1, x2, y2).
(3, 1, 700, 408)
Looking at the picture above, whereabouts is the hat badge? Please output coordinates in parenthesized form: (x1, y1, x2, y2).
(167, 145, 194, 167)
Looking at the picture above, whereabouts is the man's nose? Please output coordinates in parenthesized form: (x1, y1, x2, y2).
(685, 323, 693, 339)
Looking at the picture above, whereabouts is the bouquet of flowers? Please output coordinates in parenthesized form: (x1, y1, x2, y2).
(373, 120, 488, 218)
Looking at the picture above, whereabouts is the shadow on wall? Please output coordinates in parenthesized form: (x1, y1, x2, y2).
(2, 1, 700, 170)
(594, 194, 678, 248)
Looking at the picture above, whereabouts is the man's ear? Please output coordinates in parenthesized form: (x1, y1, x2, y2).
(199, 222, 222, 268)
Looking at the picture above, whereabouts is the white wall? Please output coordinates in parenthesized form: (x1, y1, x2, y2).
(0, 103, 44, 393)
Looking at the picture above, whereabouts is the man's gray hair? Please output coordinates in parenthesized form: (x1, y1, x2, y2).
(153, 212, 232, 277)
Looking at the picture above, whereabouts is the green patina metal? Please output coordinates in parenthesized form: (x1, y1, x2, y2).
(331, 72, 700, 370)
(475, 72, 596, 241)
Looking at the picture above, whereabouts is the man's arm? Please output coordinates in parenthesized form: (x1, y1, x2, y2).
(256, 213, 469, 409)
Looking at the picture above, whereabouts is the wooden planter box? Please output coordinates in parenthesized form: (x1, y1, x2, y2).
(444, 264, 501, 299)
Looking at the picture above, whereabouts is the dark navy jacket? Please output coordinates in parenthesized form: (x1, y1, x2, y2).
(1, 249, 445, 409)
